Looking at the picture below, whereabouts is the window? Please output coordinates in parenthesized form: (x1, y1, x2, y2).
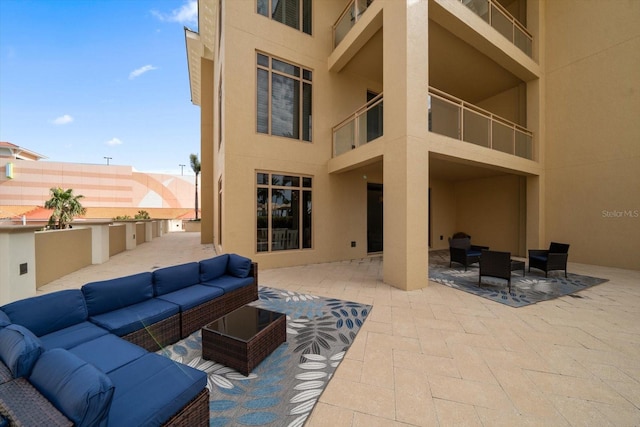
(257, 0, 312, 35)
(257, 172, 312, 252)
(257, 53, 312, 142)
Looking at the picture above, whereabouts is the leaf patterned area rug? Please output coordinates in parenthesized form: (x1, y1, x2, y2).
(428, 250, 608, 307)
(158, 286, 371, 427)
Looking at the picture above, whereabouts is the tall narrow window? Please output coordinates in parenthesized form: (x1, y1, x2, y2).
(256, 53, 312, 142)
(256, 172, 312, 252)
(257, 0, 312, 35)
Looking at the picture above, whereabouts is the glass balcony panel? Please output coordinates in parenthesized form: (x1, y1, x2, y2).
(515, 130, 533, 159)
(429, 96, 460, 139)
(334, 121, 355, 156)
(362, 101, 383, 144)
(463, 0, 489, 22)
(334, 3, 355, 47)
(490, 4, 513, 42)
(514, 28, 533, 57)
(463, 110, 489, 147)
(492, 121, 514, 154)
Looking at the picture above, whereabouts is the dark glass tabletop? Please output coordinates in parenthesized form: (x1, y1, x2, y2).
(203, 305, 284, 342)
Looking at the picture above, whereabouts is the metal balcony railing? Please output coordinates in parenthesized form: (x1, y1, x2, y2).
(332, 93, 383, 157)
(428, 87, 534, 160)
(461, 0, 533, 57)
(333, 0, 374, 48)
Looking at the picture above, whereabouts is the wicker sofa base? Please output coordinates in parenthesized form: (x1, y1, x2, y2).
(122, 313, 181, 351)
(181, 283, 259, 339)
(163, 388, 209, 427)
(0, 378, 73, 427)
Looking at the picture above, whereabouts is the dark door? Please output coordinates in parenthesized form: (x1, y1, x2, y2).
(367, 183, 383, 253)
(366, 91, 383, 142)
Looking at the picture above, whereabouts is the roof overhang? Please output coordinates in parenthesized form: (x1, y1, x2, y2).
(185, 28, 203, 106)
(184, 0, 217, 107)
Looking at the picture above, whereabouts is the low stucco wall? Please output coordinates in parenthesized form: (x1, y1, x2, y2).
(35, 227, 92, 288)
(109, 224, 126, 257)
(136, 222, 145, 245)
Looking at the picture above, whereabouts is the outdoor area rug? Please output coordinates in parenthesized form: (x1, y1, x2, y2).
(429, 250, 608, 307)
(158, 286, 371, 427)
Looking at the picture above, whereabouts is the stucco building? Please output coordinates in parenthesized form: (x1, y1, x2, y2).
(185, 0, 639, 290)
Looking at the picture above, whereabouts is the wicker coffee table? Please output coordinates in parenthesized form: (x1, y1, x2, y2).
(202, 305, 286, 376)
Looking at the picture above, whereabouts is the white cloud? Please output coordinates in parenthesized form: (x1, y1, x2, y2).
(105, 138, 123, 146)
(151, 0, 197, 25)
(129, 64, 157, 80)
(51, 114, 74, 125)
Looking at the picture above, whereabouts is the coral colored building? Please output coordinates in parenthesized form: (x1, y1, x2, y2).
(0, 142, 199, 218)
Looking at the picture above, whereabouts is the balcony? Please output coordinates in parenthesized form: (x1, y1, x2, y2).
(429, 87, 533, 160)
(333, 0, 374, 48)
(333, 93, 383, 157)
(460, 0, 532, 57)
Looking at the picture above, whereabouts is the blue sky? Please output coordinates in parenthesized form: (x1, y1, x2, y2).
(0, 0, 200, 174)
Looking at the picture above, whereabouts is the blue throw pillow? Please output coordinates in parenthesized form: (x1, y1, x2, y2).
(227, 254, 252, 278)
(200, 254, 229, 282)
(30, 349, 114, 427)
(0, 324, 43, 378)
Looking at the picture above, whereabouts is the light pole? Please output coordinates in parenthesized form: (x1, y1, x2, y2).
(104, 156, 112, 165)
(179, 164, 186, 176)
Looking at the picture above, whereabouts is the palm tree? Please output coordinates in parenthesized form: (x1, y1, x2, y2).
(44, 187, 86, 229)
(189, 153, 201, 220)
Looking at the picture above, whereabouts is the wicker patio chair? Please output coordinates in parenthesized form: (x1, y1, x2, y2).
(478, 250, 512, 292)
(448, 236, 489, 271)
(528, 242, 570, 277)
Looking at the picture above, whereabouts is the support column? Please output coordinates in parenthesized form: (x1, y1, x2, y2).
(200, 57, 215, 244)
(382, 0, 430, 290)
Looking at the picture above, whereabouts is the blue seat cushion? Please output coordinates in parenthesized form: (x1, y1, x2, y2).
(530, 255, 548, 262)
(1, 290, 88, 337)
(82, 272, 153, 316)
(0, 324, 43, 378)
(199, 254, 229, 282)
(30, 348, 114, 427)
(153, 262, 201, 296)
(227, 253, 252, 278)
(467, 250, 482, 257)
(69, 335, 146, 374)
(156, 284, 224, 311)
(39, 321, 109, 350)
(88, 299, 179, 336)
(107, 353, 206, 426)
(202, 275, 254, 294)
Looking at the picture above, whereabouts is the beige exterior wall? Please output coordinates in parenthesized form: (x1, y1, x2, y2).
(187, 0, 638, 293)
(544, 0, 640, 270)
(35, 227, 92, 287)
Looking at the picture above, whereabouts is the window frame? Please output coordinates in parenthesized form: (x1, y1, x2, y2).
(256, 52, 312, 143)
(256, 0, 312, 35)
(256, 171, 313, 253)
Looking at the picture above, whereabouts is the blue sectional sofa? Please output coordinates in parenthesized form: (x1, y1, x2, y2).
(0, 253, 258, 426)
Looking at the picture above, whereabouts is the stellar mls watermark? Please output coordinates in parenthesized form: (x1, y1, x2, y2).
(602, 209, 639, 218)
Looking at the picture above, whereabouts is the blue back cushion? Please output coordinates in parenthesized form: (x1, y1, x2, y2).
(30, 349, 115, 427)
(153, 262, 200, 296)
(227, 253, 252, 278)
(1, 290, 88, 337)
(0, 324, 43, 378)
(199, 254, 229, 282)
(0, 310, 10, 328)
(82, 272, 153, 316)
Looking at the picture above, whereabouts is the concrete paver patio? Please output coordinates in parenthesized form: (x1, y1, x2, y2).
(40, 232, 640, 426)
